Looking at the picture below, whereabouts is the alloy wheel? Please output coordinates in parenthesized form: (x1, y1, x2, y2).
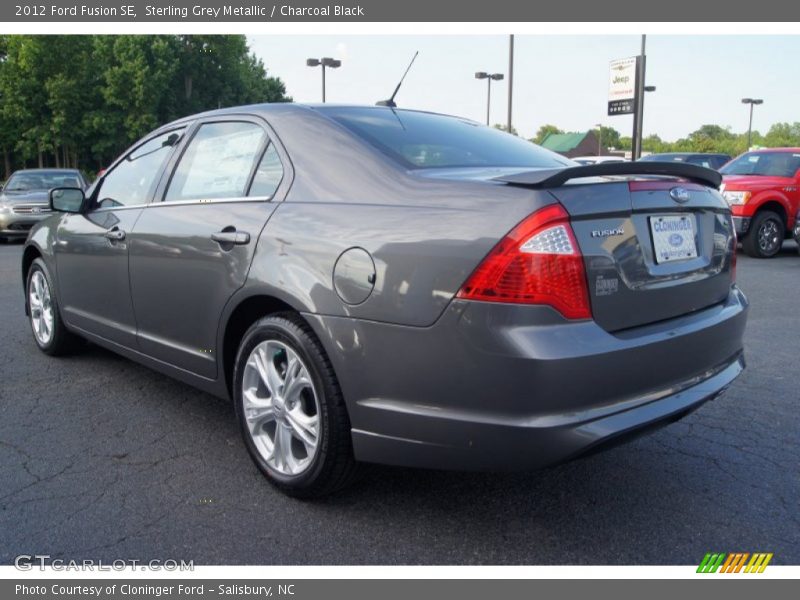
(757, 219, 781, 255)
(29, 270, 54, 346)
(241, 340, 320, 476)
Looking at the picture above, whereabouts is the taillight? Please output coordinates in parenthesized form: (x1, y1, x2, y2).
(457, 203, 592, 319)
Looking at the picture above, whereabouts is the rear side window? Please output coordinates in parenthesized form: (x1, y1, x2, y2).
(97, 129, 184, 208)
(319, 107, 571, 170)
(165, 122, 266, 202)
(687, 156, 712, 168)
(249, 144, 284, 198)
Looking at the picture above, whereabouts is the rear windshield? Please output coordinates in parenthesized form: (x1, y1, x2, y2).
(319, 107, 571, 170)
(720, 151, 800, 177)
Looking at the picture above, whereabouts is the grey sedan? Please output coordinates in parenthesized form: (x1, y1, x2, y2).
(21, 104, 748, 497)
(0, 169, 87, 241)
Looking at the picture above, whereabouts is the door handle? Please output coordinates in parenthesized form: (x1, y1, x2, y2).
(105, 228, 126, 241)
(211, 230, 250, 246)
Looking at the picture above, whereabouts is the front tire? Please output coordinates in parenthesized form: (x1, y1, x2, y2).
(742, 210, 784, 258)
(26, 258, 80, 355)
(233, 313, 358, 498)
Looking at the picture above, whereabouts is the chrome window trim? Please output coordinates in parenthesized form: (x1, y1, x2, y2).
(89, 204, 146, 213)
(148, 195, 272, 208)
(88, 195, 272, 214)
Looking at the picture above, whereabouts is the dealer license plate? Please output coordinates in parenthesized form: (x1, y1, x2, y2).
(650, 214, 698, 263)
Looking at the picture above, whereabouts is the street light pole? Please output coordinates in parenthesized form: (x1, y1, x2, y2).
(306, 57, 342, 103)
(475, 72, 504, 126)
(596, 123, 602, 156)
(741, 98, 764, 149)
(507, 35, 514, 133)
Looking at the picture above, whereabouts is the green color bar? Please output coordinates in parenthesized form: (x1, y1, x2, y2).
(697, 553, 713, 573)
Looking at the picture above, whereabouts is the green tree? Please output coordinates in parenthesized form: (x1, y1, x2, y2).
(0, 34, 291, 175)
(532, 124, 563, 145)
(598, 126, 621, 150)
(641, 134, 669, 153)
(763, 122, 800, 148)
(680, 124, 745, 155)
(493, 124, 518, 135)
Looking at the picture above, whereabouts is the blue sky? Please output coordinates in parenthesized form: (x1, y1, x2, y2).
(248, 35, 800, 141)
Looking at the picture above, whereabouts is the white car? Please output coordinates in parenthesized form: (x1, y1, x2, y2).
(572, 156, 627, 165)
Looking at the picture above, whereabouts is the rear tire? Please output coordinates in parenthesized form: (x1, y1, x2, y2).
(233, 312, 359, 498)
(742, 210, 784, 258)
(26, 258, 81, 355)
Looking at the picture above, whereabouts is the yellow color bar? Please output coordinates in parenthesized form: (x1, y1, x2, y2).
(744, 554, 759, 573)
(758, 553, 773, 573)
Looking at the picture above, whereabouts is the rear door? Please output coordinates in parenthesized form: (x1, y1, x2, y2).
(128, 116, 289, 379)
(552, 179, 735, 331)
(55, 128, 185, 347)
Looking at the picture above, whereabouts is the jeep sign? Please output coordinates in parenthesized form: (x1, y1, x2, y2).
(608, 56, 638, 115)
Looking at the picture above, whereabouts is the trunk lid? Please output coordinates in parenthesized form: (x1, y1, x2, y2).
(549, 179, 735, 331)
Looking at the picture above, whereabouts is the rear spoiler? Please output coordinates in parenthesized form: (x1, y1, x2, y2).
(494, 161, 722, 189)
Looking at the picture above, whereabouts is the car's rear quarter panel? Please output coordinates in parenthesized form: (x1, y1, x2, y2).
(253, 106, 557, 327)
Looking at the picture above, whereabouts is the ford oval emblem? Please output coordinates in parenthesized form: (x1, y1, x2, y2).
(669, 233, 684, 247)
(669, 187, 691, 203)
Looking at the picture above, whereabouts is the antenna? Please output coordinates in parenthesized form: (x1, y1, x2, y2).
(377, 51, 419, 108)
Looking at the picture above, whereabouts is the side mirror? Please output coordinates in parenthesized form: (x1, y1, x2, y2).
(50, 187, 85, 213)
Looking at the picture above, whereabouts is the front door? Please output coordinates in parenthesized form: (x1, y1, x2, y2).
(54, 128, 185, 347)
(129, 118, 287, 379)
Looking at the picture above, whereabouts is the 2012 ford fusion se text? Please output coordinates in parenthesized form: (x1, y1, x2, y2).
(21, 104, 748, 496)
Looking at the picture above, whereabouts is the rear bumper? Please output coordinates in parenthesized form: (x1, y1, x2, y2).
(305, 286, 748, 471)
(732, 216, 751, 235)
(351, 354, 743, 470)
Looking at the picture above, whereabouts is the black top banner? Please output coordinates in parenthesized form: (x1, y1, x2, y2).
(2, 0, 799, 22)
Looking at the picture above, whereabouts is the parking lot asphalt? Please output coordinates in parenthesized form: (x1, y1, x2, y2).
(0, 240, 798, 566)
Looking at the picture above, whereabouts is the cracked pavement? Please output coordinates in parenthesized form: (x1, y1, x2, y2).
(0, 241, 798, 565)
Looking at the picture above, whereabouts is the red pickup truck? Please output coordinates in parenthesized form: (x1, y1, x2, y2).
(719, 148, 800, 258)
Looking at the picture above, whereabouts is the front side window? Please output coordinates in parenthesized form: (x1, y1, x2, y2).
(96, 130, 184, 208)
(165, 122, 266, 202)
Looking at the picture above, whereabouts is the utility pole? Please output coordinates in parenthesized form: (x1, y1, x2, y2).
(596, 123, 602, 156)
(507, 35, 514, 133)
(631, 35, 647, 160)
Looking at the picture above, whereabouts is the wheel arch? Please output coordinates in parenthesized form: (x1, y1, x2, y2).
(220, 292, 303, 399)
(21, 244, 43, 315)
(21, 244, 42, 284)
(752, 198, 790, 229)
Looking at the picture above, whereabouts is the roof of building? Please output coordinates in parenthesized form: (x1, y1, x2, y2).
(539, 131, 590, 153)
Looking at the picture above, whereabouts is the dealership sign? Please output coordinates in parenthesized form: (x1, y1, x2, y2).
(608, 57, 638, 116)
